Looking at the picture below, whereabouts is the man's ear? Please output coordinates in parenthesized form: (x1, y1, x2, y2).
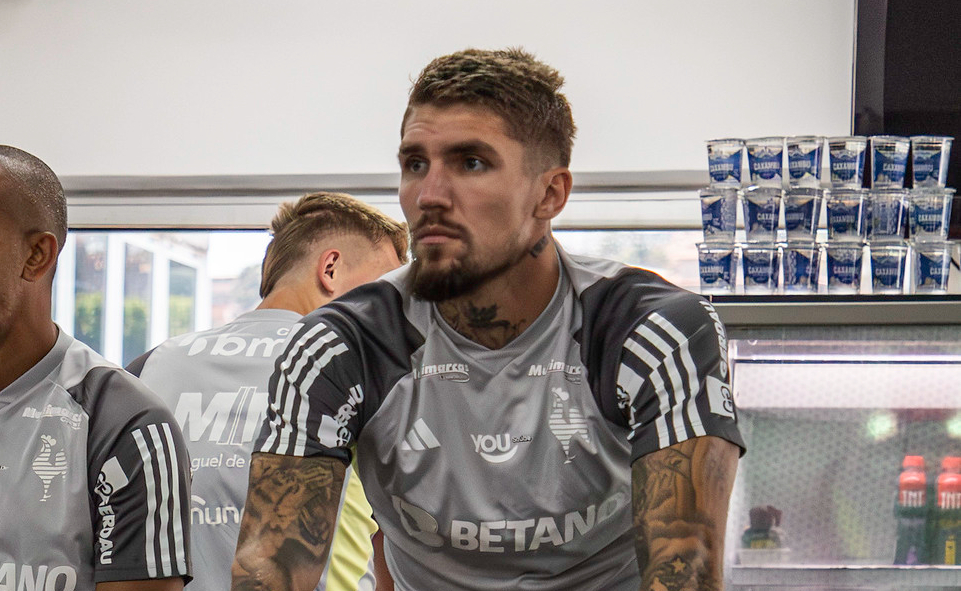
(316, 248, 341, 294)
(21, 232, 59, 283)
(534, 167, 572, 220)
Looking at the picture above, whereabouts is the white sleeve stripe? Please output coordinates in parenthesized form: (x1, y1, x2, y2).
(132, 429, 159, 578)
(147, 424, 173, 577)
(635, 324, 689, 442)
(263, 322, 332, 453)
(292, 342, 349, 455)
(161, 422, 189, 573)
(616, 363, 643, 427)
(649, 314, 706, 437)
(623, 337, 671, 447)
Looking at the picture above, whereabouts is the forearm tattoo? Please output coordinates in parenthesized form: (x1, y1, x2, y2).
(232, 453, 346, 591)
(632, 437, 737, 591)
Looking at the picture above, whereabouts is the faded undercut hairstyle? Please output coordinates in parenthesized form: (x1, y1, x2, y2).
(403, 47, 577, 173)
(0, 146, 67, 251)
(259, 191, 409, 298)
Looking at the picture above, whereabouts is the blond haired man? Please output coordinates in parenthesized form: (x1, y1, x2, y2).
(129, 192, 406, 591)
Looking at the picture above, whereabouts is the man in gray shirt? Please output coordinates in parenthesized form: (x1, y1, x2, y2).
(234, 49, 744, 591)
(128, 192, 407, 591)
(0, 145, 192, 590)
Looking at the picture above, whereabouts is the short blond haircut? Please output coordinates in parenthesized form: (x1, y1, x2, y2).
(259, 192, 408, 298)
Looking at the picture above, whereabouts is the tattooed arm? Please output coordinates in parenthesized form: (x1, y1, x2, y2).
(632, 436, 739, 591)
(231, 452, 346, 591)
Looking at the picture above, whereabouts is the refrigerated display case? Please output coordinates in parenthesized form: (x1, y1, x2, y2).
(718, 295, 961, 590)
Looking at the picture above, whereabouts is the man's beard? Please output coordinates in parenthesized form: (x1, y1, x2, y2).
(407, 243, 522, 302)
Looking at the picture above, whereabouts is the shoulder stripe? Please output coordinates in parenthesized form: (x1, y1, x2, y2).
(132, 428, 160, 578)
(291, 342, 349, 455)
(262, 322, 331, 454)
(133, 423, 188, 579)
(161, 422, 189, 574)
(649, 313, 706, 437)
(622, 337, 671, 447)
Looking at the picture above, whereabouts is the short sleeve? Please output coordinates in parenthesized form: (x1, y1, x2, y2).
(82, 368, 192, 583)
(255, 313, 369, 462)
(610, 296, 745, 462)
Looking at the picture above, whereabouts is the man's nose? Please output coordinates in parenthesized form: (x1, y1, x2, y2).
(415, 165, 453, 210)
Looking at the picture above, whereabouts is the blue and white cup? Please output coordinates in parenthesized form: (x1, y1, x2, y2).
(698, 187, 738, 242)
(746, 137, 784, 188)
(741, 243, 780, 294)
(787, 136, 824, 188)
(782, 241, 821, 293)
(697, 242, 738, 294)
(783, 187, 824, 241)
(869, 242, 908, 294)
(825, 242, 864, 294)
(826, 189, 867, 242)
(706, 138, 745, 188)
(909, 188, 955, 242)
(910, 135, 953, 188)
(913, 241, 953, 293)
(741, 186, 782, 243)
(828, 136, 867, 189)
(870, 135, 910, 189)
(868, 189, 908, 242)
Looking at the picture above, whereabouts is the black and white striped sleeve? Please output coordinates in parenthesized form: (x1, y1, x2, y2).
(255, 312, 367, 462)
(614, 296, 744, 461)
(80, 367, 192, 583)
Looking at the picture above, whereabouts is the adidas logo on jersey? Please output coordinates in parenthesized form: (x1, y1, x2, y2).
(400, 419, 439, 451)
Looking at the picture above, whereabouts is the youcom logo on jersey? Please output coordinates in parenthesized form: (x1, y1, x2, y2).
(470, 433, 531, 464)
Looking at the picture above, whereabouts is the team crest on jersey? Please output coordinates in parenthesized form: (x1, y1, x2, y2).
(548, 387, 597, 464)
(32, 434, 67, 501)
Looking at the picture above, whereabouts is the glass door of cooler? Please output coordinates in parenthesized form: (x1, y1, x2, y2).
(717, 298, 961, 590)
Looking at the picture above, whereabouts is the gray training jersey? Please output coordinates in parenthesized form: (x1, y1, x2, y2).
(128, 309, 379, 591)
(0, 329, 191, 590)
(256, 247, 745, 591)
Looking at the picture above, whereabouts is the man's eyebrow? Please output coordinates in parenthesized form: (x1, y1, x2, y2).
(398, 140, 498, 158)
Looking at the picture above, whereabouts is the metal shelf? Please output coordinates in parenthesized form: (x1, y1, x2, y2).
(732, 564, 961, 588)
(713, 295, 961, 327)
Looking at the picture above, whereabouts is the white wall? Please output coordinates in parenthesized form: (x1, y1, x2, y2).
(1, 0, 855, 177)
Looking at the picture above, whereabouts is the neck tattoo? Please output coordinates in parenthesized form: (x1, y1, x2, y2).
(439, 300, 524, 349)
(529, 236, 549, 258)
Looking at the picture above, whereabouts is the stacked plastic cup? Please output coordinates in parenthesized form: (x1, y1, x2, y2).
(787, 136, 824, 189)
(746, 137, 784, 188)
(706, 139, 745, 188)
(911, 136, 953, 188)
(866, 188, 909, 293)
(828, 136, 868, 189)
(825, 242, 865, 294)
(914, 241, 954, 294)
(871, 135, 911, 189)
(782, 241, 821, 293)
(697, 242, 739, 294)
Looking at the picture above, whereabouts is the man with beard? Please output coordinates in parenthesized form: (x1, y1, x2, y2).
(233, 48, 744, 591)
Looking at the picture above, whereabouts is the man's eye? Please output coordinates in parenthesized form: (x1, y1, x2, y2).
(405, 159, 427, 174)
(463, 157, 487, 172)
